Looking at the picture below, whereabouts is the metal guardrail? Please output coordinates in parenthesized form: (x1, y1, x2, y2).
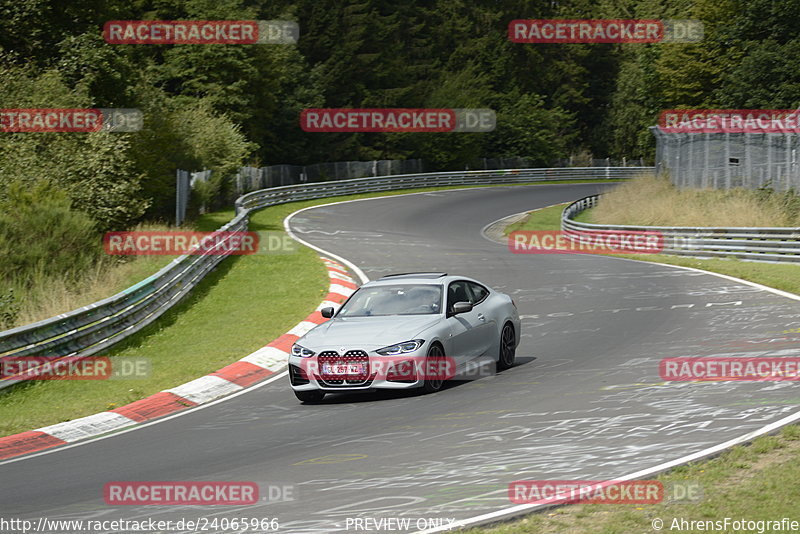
(0, 214, 248, 388)
(0, 167, 649, 389)
(562, 195, 800, 262)
(235, 167, 652, 213)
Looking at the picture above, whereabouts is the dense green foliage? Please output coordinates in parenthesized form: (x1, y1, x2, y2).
(0, 181, 102, 326)
(1, 0, 799, 298)
(3, 0, 799, 223)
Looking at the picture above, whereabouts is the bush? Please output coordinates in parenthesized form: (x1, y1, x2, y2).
(0, 181, 101, 286)
(0, 64, 149, 231)
(130, 95, 255, 219)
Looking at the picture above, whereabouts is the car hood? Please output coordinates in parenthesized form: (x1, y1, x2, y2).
(300, 315, 441, 350)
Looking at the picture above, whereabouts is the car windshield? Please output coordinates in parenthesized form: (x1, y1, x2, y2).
(337, 284, 442, 317)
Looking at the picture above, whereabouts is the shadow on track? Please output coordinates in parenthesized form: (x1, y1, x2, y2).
(291, 356, 537, 405)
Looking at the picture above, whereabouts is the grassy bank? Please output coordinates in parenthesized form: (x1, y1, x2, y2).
(590, 175, 800, 227)
(14, 223, 178, 327)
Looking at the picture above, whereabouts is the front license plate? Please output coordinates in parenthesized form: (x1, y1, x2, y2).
(323, 363, 365, 375)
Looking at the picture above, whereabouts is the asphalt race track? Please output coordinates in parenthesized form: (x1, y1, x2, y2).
(3, 183, 800, 533)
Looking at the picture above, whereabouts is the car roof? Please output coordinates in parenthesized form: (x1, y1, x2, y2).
(378, 272, 447, 280)
(365, 273, 483, 287)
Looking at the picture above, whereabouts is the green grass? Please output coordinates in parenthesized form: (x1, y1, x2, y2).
(504, 203, 568, 233)
(478, 202, 800, 533)
(0, 180, 611, 437)
(11, 240, 178, 327)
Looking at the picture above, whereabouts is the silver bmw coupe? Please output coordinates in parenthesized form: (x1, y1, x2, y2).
(288, 273, 520, 403)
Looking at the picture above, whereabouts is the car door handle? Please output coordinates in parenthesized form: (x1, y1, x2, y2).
(477, 313, 486, 321)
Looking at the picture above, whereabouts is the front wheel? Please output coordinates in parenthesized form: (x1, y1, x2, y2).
(294, 390, 325, 403)
(422, 344, 445, 393)
(497, 323, 516, 371)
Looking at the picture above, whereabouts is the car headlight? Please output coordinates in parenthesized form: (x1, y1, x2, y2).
(376, 339, 425, 356)
(291, 344, 315, 358)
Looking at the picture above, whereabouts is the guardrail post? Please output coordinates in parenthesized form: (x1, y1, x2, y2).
(175, 169, 190, 226)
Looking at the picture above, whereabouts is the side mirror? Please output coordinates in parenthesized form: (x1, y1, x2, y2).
(321, 307, 335, 318)
(451, 301, 473, 315)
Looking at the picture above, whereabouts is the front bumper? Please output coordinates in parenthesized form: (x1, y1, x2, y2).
(288, 350, 429, 392)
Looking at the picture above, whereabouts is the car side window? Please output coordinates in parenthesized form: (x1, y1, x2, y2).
(447, 281, 472, 312)
(468, 282, 489, 305)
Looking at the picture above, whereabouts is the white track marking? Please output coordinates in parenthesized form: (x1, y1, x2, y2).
(38, 412, 136, 443)
(166, 375, 244, 404)
(241, 347, 289, 370)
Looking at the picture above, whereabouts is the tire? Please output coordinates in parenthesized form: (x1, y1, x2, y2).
(422, 343, 446, 393)
(497, 323, 516, 371)
(294, 390, 325, 403)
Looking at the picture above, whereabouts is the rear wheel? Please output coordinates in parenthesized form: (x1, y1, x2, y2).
(294, 390, 325, 403)
(422, 343, 445, 393)
(497, 323, 516, 371)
